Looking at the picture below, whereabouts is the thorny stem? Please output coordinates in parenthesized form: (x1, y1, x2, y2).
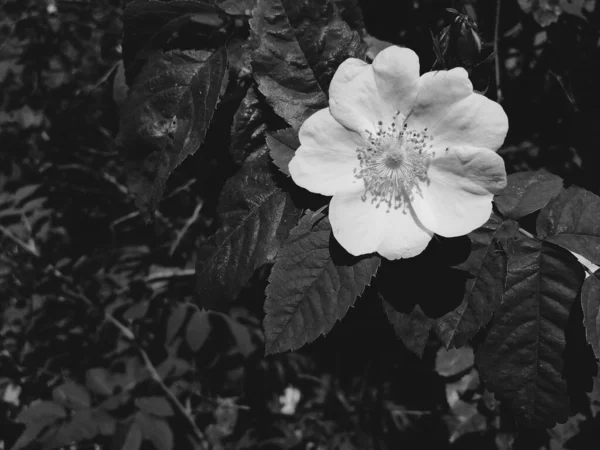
(494, 0, 503, 103)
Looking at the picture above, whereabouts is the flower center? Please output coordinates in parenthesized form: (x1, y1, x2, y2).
(353, 113, 439, 212)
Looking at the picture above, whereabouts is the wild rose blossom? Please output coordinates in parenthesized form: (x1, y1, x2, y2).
(288, 46, 508, 260)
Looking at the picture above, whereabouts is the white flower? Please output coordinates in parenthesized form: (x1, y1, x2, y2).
(289, 46, 508, 260)
(279, 386, 301, 415)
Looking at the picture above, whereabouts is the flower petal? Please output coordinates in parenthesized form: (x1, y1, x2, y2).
(328, 46, 421, 134)
(289, 109, 364, 196)
(409, 68, 473, 130)
(430, 93, 508, 151)
(372, 46, 420, 121)
(328, 58, 382, 133)
(411, 145, 507, 238)
(329, 192, 434, 259)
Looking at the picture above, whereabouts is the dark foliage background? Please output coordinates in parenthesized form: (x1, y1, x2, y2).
(1, 0, 600, 449)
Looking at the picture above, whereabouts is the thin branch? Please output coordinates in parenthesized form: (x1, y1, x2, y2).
(0, 224, 39, 257)
(139, 349, 209, 449)
(494, 0, 502, 103)
(170, 200, 204, 256)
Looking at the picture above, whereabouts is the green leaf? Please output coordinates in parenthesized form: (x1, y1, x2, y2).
(229, 86, 268, 165)
(41, 410, 116, 450)
(249, 0, 365, 129)
(581, 274, 600, 359)
(476, 237, 585, 428)
(136, 396, 175, 417)
(52, 382, 91, 410)
(266, 128, 299, 176)
(122, 0, 227, 84)
(118, 47, 228, 216)
(435, 214, 515, 348)
(196, 151, 302, 309)
(185, 310, 211, 351)
(264, 211, 380, 354)
(136, 413, 174, 450)
(494, 170, 563, 220)
(536, 186, 600, 266)
(381, 299, 433, 358)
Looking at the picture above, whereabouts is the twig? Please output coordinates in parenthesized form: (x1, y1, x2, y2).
(494, 0, 502, 103)
(170, 200, 204, 256)
(0, 224, 39, 257)
(139, 349, 209, 449)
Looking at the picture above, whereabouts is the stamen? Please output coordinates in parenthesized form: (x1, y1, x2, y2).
(354, 115, 433, 212)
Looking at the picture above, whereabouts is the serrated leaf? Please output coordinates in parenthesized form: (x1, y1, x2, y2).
(185, 310, 211, 351)
(196, 151, 302, 309)
(136, 413, 174, 450)
(494, 170, 563, 220)
(52, 382, 91, 410)
(435, 214, 516, 348)
(381, 299, 433, 358)
(264, 213, 380, 354)
(536, 186, 600, 266)
(118, 47, 228, 216)
(476, 237, 585, 428)
(249, 0, 365, 129)
(166, 303, 189, 343)
(581, 274, 600, 359)
(266, 128, 299, 176)
(122, 0, 227, 84)
(135, 396, 175, 417)
(230, 86, 267, 165)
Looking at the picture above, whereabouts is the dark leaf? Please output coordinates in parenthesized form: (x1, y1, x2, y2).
(86, 368, 114, 396)
(122, 0, 227, 84)
(112, 422, 143, 450)
(166, 303, 189, 344)
(435, 346, 474, 377)
(118, 47, 228, 217)
(435, 214, 516, 348)
(42, 410, 115, 450)
(230, 86, 267, 165)
(196, 151, 302, 309)
(331, 0, 365, 33)
(217, 0, 256, 16)
(494, 170, 564, 220)
(136, 397, 175, 417)
(11, 423, 54, 450)
(52, 382, 91, 410)
(537, 186, 600, 265)
(249, 0, 365, 129)
(476, 237, 585, 428)
(581, 274, 600, 359)
(185, 310, 211, 351)
(266, 128, 299, 176)
(381, 298, 433, 358)
(264, 211, 380, 354)
(15, 401, 67, 425)
(136, 413, 174, 450)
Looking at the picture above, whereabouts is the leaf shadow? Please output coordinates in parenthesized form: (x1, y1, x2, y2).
(376, 235, 472, 319)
